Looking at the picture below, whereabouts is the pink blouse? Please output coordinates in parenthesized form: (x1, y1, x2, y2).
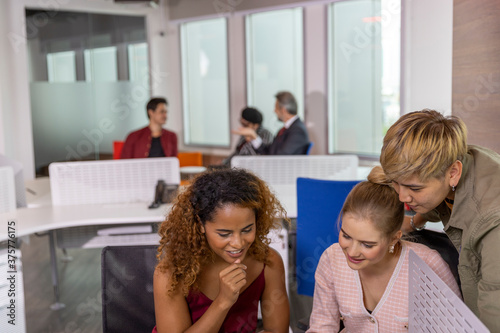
(307, 241, 461, 332)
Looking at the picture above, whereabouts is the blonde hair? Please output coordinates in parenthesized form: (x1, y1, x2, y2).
(380, 109, 467, 182)
(341, 166, 404, 238)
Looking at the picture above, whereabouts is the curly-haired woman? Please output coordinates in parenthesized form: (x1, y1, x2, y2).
(152, 168, 290, 333)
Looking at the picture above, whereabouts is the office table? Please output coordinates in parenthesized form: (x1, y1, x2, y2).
(0, 202, 170, 310)
(24, 177, 52, 208)
(0, 202, 169, 239)
(4, 170, 443, 317)
(0, 193, 290, 311)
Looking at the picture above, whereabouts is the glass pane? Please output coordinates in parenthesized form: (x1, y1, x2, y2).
(26, 10, 149, 175)
(84, 46, 118, 82)
(30, 81, 149, 171)
(128, 43, 149, 82)
(328, 0, 400, 155)
(181, 18, 230, 146)
(246, 8, 304, 134)
(47, 51, 76, 82)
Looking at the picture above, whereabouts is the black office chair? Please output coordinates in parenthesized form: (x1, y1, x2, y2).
(101, 245, 158, 333)
(407, 229, 460, 288)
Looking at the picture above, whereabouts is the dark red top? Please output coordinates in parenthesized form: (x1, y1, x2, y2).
(152, 266, 265, 333)
(120, 126, 178, 159)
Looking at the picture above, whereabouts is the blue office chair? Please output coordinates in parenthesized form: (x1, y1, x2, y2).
(295, 177, 360, 297)
(305, 142, 314, 155)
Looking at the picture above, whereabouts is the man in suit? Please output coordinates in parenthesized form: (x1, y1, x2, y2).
(234, 91, 310, 155)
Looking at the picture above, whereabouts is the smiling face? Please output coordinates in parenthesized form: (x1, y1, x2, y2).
(391, 174, 451, 214)
(201, 204, 256, 264)
(339, 213, 399, 271)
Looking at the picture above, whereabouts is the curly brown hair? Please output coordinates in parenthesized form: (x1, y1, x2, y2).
(156, 168, 289, 295)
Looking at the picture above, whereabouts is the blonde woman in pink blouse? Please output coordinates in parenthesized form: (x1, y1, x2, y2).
(307, 167, 461, 333)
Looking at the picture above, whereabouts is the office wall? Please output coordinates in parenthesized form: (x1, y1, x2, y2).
(0, 1, 9, 155)
(304, 5, 328, 156)
(453, 0, 500, 153)
(402, 0, 453, 115)
(168, 0, 317, 22)
(0, 0, 157, 179)
(146, 1, 180, 135)
(0, 0, 453, 179)
(0, 1, 33, 176)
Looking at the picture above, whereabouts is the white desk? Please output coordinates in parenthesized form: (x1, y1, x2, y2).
(24, 177, 51, 208)
(0, 202, 169, 240)
(278, 194, 298, 219)
(179, 166, 207, 174)
(0, 185, 290, 310)
(1, 158, 182, 314)
(0, 201, 170, 310)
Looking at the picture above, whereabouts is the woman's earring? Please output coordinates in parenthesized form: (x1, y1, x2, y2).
(451, 185, 456, 192)
(389, 244, 395, 254)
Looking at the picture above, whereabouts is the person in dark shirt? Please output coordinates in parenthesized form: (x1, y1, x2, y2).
(222, 107, 273, 166)
(120, 97, 178, 159)
(233, 91, 309, 155)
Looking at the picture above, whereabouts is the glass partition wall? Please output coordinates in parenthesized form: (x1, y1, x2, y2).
(180, 18, 230, 147)
(245, 8, 304, 135)
(328, 0, 400, 155)
(26, 10, 149, 175)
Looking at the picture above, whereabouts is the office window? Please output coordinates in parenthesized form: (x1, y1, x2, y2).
(84, 46, 118, 82)
(328, 0, 400, 155)
(47, 51, 76, 82)
(128, 43, 149, 82)
(246, 8, 304, 135)
(180, 18, 230, 146)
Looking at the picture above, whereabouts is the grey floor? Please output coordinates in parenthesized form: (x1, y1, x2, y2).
(21, 231, 313, 333)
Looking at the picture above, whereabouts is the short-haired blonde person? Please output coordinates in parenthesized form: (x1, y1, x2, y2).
(380, 109, 500, 331)
(307, 166, 460, 332)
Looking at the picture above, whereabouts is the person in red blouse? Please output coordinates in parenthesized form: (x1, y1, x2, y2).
(120, 97, 178, 159)
(153, 169, 290, 333)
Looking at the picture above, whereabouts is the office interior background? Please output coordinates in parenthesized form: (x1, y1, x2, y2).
(1, 0, 500, 332)
(4, 0, 499, 180)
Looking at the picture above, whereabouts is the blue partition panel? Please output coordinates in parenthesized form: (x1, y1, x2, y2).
(296, 177, 360, 297)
